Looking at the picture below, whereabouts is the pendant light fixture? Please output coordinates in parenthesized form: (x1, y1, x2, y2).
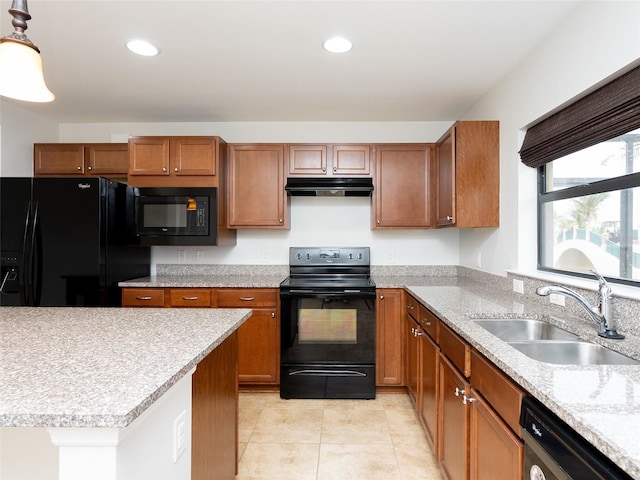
(0, 0, 54, 102)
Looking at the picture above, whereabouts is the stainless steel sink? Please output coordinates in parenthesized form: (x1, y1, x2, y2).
(509, 341, 640, 366)
(474, 318, 579, 342)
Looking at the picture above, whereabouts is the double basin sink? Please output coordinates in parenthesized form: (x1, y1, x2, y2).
(474, 318, 639, 365)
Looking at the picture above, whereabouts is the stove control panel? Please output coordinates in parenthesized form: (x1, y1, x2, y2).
(289, 246, 370, 266)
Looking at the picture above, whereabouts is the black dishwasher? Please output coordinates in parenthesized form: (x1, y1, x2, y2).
(520, 397, 632, 479)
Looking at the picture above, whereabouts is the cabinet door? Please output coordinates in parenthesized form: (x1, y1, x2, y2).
(86, 144, 129, 176)
(470, 389, 523, 480)
(375, 289, 404, 386)
(436, 128, 455, 226)
(227, 144, 287, 228)
(129, 137, 170, 176)
(373, 144, 433, 228)
(406, 314, 421, 405)
(419, 331, 439, 452)
(438, 354, 470, 480)
(331, 144, 371, 176)
(34, 144, 85, 175)
(287, 144, 328, 175)
(237, 308, 280, 384)
(170, 137, 217, 176)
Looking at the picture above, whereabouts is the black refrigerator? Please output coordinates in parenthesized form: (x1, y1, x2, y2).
(0, 177, 150, 306)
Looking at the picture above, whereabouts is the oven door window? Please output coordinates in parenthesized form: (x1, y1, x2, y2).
(298, 303, 357, 344)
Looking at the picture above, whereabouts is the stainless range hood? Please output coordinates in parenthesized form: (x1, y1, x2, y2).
(285, 177, 374, 196)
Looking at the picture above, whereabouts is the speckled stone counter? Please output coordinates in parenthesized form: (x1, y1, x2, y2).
(0, 307, 251, 428)
(120, 274, 286, 288)
(405, 279, 640, 479)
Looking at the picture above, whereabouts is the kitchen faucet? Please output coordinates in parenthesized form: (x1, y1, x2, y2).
(536, 271, 624, 339)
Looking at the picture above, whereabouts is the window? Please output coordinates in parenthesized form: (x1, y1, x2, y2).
(538, 130, 640, 283)
(519, 64, 640, 284)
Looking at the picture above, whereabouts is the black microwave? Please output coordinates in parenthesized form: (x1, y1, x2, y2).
(129, 187, 218, 245)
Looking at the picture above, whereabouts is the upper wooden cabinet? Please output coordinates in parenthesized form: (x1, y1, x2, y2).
(128, 136, 224, 187)
(372, 143, 433, 229)
(34, 143, 128, 178)
(287, 144, 371, 176)
(435, 121, 499, 228)
(227, 144, 288, 229)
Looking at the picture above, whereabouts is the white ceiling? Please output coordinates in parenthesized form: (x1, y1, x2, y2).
(0, 0, 582, 123)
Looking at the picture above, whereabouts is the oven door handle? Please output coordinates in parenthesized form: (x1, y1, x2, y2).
(288, 369, 367, 377)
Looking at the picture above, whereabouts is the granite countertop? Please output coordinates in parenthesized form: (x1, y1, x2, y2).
(0, 307, 251, 428)
(119, 274, 286, 289)
(405, 279, 640, 479)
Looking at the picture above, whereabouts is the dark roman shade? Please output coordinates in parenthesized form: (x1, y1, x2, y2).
(520, 64, 640, 168)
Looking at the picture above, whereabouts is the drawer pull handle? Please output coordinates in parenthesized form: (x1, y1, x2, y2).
(183, 296, 199, 301)
(463, 395, 476, 405)
(136, 296, 152, 301)
(422, 320, 431, 326)
(239, 297, 255, 301)
(454, 387, 464, 397)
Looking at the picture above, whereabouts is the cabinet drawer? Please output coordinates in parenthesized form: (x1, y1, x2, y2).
(440, 323, 470, 377)
(405, 294, 419, 320)
(418, 304, 439, 342)
(122, 288, 165, 307)
(471, 350, 526, 435)
(217, 289, 278, 307)
(170, 289, 212, 307)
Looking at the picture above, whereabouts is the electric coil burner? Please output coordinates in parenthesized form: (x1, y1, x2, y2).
(280, 247, 376, 399)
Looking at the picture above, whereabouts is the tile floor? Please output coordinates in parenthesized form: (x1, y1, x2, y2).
(236, 392, 443, 480)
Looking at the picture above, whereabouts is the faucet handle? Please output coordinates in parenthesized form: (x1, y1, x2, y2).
(590, 270, 611, 294)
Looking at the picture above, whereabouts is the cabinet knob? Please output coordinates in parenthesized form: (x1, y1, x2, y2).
(87, 166, 92, 171)
(279, 218, 283, 223)
(162, 167, 167, 172)
(322, 167, 326, 172)
(379, 295, 384, 300)
(422, 320, 431, 327)
(454, 387, 463, 397)
(446, 215, 453, 221)
(377, 220, 381, 224)
(333, 166, 337, 172)
(174, 167, 179, 172)
(271, 312, 276, 318)
(77, 166, 82, 171)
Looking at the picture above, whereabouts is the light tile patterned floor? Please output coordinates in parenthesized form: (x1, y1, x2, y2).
(236, 392, 443, 480)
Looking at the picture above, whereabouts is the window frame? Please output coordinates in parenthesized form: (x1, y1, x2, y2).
(537, 165, 640, 286)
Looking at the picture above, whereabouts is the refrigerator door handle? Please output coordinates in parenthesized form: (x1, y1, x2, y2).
(29, 201, 41, 306)
(20, 200, 33, 305)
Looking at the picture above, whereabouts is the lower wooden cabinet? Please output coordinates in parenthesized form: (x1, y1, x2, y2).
(469, 389, 523, 480)
(122, 287, 280, 386)
(375, 289, 405, 386)
(438, 354, 470, 480)
(214, 288, 280, 386)
(402, 294, 525, 480)
(419, 329, 439, 452)
(406, 313, 421, 404)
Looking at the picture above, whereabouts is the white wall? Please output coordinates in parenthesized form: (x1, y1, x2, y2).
(460, 0, 640, 277)
(0, 100, 58, 177)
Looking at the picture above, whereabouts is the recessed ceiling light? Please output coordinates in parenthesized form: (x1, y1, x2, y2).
(126, 39, 159, 57)
(323, 36, 352, 53)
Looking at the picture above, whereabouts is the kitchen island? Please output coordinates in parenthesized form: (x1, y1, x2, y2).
(0, 306, 251, 480)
